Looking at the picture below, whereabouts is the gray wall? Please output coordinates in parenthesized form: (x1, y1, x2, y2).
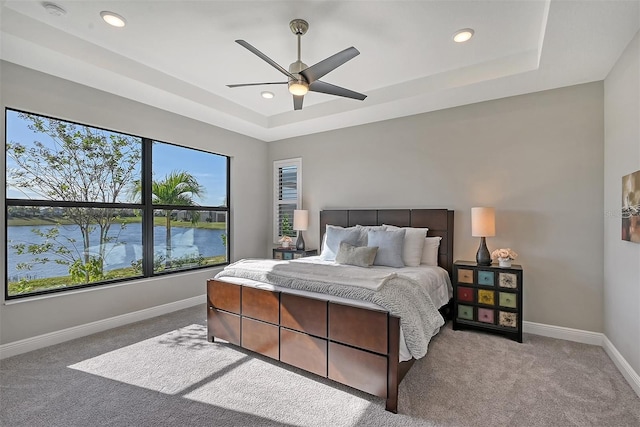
(0, 61, 611, 346)
(269, 82, 605, 333)
(0, 61, 270, 344)
(604, 31, 640, 375)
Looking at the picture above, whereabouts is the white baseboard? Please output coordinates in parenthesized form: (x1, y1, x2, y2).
(3, 303, 638, 401)
(523, 321, 604, 346)
(0, 294, 205, 360)
(602, 336, 640, 399)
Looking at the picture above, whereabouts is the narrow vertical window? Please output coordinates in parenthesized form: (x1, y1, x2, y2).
(273, 158, 302, 243)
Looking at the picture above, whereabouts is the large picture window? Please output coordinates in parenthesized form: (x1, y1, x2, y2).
(5, 109, 229, 299)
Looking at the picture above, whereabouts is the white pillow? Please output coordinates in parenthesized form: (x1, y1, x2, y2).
(421, 236, 442, 266)
(382, 225, 427, 267)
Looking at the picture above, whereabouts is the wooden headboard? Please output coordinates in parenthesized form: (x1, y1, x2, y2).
(319, 209, 455, 277)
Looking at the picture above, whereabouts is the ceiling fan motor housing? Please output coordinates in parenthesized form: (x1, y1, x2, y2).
(288, 59, 308, 94)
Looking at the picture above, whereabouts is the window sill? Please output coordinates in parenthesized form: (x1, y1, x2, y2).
(3, 266, 225, 305)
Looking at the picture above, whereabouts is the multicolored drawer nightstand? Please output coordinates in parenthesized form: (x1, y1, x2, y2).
(272, 248, 318, 260)
(452, 260, 523, 343)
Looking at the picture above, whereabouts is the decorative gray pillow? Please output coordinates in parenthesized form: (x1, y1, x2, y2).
(383, 224, 428, 267)
(335, 242, 378, 267)
(367, 229, 406, 268)
(319, 225, 362, 261)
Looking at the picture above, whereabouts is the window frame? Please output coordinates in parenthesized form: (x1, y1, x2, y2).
(273, 158, 302, 244)
(4, 108, 230, 300)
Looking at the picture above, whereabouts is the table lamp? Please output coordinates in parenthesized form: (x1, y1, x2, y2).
(293, 209, 308, 251)
(471, 207, 495, 266)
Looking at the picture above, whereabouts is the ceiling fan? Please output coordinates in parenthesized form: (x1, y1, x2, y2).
(227, 19, 367, 110)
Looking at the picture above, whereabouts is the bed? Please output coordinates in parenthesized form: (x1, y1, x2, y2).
(206, 208, 454, 413)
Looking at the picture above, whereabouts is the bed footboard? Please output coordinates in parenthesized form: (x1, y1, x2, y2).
(207, 279, 408, 413)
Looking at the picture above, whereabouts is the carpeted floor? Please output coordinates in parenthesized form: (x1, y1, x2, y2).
(1, 304, 638, 427)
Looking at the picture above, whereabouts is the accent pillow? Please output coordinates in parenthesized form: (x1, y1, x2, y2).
(335, 242, 378, 267)
(382, 225, 428, 267)
(355, 224, 385, 246)
(319, 225, 362, 261)
(367, 229, 406, 268)
(421, 236, 442, 266)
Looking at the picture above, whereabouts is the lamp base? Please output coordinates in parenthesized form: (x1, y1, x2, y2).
(476, 237, 491, 266)
(296, 232, 305, 251)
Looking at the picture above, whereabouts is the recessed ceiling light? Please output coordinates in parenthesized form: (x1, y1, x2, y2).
(42, 2, 66, 16)
(261, 91, 275, 99)
(100, 11, 126, 28)
(453, 28, 474, 43)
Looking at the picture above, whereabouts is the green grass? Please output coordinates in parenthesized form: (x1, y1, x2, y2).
(7, 217, 77, 226)
(8, 216, 226, 230)
(7, 255, 226, 296)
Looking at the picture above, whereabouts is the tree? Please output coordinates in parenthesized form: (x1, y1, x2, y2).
(131, 170, 204, 267)
(7, 113, 141, 283)
(281, 214, 294, 237)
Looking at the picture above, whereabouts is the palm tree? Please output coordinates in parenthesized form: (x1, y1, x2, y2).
(131, 170, 205, 267)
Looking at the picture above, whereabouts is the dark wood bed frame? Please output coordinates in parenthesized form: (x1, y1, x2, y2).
(207, 208, 454, 413)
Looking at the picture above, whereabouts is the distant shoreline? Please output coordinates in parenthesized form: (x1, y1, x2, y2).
(8, 217, 226, 230)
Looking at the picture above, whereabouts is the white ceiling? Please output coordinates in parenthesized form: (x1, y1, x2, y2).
(1, 1, 639, 142)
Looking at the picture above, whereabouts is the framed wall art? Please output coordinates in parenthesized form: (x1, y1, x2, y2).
(622, 169, 640, 243)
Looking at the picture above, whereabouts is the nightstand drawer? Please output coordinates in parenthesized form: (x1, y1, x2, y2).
(499, 292, 517, 308)
(457, 304, 474, 320)
(477, 289, 495, 306)
(477, 270, 495, 286)
(458, 269, 474, 284)
(498, 272, 518, 289)
(457, 286, 475, 303)
(477, 308, 495, 324)
(499, 311, 518, 328)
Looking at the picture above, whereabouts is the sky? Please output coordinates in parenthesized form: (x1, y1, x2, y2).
(5, 109, 227, 207)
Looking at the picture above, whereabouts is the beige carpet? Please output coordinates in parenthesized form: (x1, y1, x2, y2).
(1, 304, 638, 426)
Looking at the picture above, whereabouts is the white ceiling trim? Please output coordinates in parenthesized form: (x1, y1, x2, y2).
(1, 1, 638, 142)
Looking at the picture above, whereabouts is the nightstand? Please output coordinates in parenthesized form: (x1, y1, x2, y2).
(452, 260, 523, 343)
(272, 248, 318, 260)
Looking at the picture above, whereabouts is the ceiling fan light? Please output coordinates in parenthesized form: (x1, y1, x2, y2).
(288, 82, 309, 96)
(453, 28, 474, 43)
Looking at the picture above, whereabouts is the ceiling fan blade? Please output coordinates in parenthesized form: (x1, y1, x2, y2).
(293, 95, 304, 110)
(235, 40, 296, 80)
(226, 82, 287, 88)
(309, 80, 367, 101)
(300, 47, 360, 84)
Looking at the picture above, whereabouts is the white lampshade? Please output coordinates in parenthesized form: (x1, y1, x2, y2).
(293, 210, 309, 231)
(471, 207, 495, 237)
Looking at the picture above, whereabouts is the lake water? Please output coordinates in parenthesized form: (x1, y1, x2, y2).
(7, 224, 226, 280)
